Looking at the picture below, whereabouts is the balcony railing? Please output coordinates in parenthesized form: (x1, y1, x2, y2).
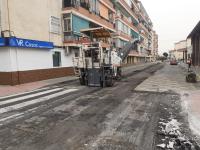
(117, 0, 138, 21)
(115, 15, 138, 33)
(63, 8, 114, 31)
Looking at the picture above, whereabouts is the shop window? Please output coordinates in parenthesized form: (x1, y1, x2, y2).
(53, 52, 61, 67)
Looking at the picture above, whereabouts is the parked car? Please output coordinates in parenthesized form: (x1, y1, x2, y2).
(170, 59, 178, 65)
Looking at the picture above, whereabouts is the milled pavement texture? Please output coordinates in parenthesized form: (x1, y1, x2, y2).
(0, 63, 200, 149)
(135, 62, 200, 145)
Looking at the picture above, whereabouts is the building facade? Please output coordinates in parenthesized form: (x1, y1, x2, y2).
(112, 0, 139, 64)
(175, 40, 187, 62)
(169, 49, 183, 61)
(169, 40, 187, 61)
(0, 0, 157, 85)
(186, 38, 192, 59)
(0, 0, 76, 85)
(152, 30, 158, 61)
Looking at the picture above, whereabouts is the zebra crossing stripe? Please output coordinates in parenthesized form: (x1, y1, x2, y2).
(0, 88, 63, 106)
(0, 87, 50, 100)
(0, 89, 78, 114)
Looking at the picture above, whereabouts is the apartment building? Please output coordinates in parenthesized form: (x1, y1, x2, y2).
(112, 0, 155, 64)
(137, 1, 153, 62)
(112, 0, 139, 64)
(0, 0, 157, 85)
(152, 30, 158, 61)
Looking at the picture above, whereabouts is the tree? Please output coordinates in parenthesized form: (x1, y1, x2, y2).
(163, 52, 168, 58)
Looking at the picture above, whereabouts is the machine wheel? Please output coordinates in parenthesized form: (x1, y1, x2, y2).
(116, 67, 122, 80)
(100, 79, 105, 88)
(79, 76, 86, 85)
(105, 76, 114, 87)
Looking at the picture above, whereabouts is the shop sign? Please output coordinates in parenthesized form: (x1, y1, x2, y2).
(9, 37, 54, 49)
(0, 38, 5, 46)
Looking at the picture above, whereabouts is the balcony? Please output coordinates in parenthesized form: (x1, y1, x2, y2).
(104, 0, 114, 8)
(99, 0, 115, 12)
(117, 0, 138, 22)
(63, 32, 111, 48)
(128, 51, 140, 56)
(115, 15, 138, 33)
(139, 23, 149, 36)
(114, 30, 132, 41)
(62, 2, 115, 32)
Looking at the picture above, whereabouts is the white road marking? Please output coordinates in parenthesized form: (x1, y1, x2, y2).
(0, 87, 51, 100)
(0, 113, 24, 122)
(0, 89, 78, 114)
(0, 88, 63, 106)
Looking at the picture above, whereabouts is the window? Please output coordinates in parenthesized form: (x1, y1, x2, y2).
(63, 0, 71, 7)
(63, 14, 71, 32)
(116, 20, 130, 35)
(63, 0, 79, 8)
(53, 52, 61, 67)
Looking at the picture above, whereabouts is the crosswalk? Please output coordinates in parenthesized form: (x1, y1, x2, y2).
(0, 87, 78, 126)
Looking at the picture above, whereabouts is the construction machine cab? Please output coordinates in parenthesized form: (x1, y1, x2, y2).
(73, 27, 114, 87)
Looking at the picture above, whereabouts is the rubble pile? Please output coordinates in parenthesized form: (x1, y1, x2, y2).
(156, 118, 200, 150)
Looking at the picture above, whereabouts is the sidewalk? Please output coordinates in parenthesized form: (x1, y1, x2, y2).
(0, 76, 78, 97)
(184, 90, 200, 138)
(179, 62, 200, 81)
(178, 62, 200, 138)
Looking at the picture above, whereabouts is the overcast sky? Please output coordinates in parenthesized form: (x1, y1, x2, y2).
(141, 0, 200, 55)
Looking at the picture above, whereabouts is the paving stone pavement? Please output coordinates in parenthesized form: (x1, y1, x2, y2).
(135, 63, 199, 93)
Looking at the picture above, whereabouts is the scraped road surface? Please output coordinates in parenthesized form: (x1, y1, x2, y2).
(0, 63, 197, 150)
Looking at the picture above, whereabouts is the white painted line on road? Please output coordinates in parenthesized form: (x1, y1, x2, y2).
(0, 87, 51, 100)
(0, 89, 78, 114)
(0, 88, 63, 106)
(0, 113, 24, 122)
(0, 107, 40, 126)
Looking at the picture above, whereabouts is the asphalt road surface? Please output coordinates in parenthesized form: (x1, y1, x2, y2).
(0, 63, 199, 150)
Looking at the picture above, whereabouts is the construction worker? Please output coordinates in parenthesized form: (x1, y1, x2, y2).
(187, 57, 192, 72)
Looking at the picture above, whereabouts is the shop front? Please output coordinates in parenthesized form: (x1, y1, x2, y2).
(0, 37, 74, 85)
